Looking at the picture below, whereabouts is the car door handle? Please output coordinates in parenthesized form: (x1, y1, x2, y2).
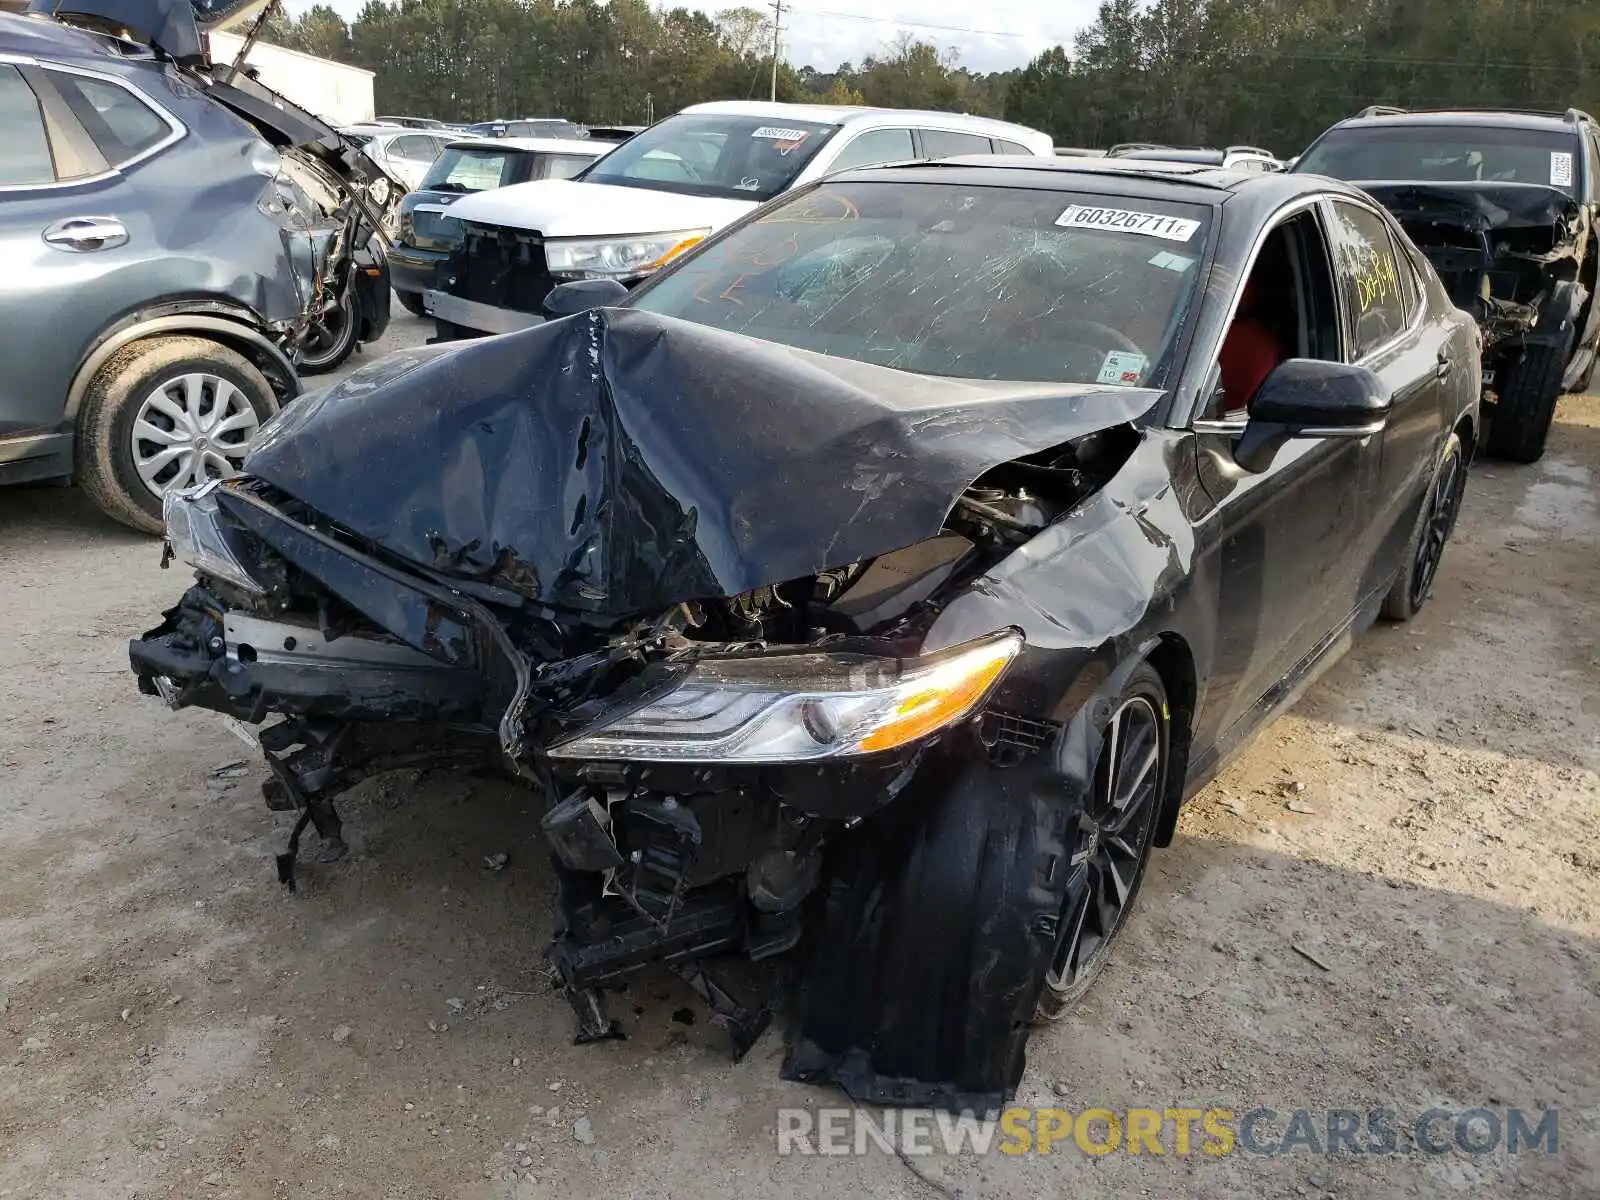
(41, 216, 129, 252)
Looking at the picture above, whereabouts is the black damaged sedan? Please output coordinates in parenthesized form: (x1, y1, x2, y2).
(131, 159, 1479, 1111)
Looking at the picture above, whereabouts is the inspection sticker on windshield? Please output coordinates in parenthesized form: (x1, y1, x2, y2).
(1057, 205, 1200, 242)
(1551, 151, 1575, 187)
(1096, 350, 1149, 386)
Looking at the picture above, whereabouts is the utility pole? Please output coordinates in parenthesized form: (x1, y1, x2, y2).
(769, 0, 783, 102)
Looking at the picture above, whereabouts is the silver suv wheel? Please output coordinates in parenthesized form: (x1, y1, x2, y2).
(130, 372, 262, 496)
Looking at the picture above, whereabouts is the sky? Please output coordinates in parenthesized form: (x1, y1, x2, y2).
(283, 0, 1098, 74)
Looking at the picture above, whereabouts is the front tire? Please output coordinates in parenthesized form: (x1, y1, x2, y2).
(785, 665, 1169, 1107)
(1485, 331, 1572, 462)
(76, 336, 277, 534)
(1382, 431, 1466, 622)
(1035, 664, 1167, 1021)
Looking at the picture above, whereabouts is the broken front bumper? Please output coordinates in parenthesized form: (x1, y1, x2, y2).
(130, 600, 484, 725)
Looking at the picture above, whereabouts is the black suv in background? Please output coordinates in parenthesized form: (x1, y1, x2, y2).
(388, 135, 605, 315)
(1296, 106, 1600, 461)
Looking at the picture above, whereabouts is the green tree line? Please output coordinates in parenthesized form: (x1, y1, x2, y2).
(267, 0, 1600, 156)
(1006, 0, 1600, 152)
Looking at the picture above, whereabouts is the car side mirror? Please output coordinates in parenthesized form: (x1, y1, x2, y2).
(542, 278, 630, 319)
(1233, 359, 1392, 473)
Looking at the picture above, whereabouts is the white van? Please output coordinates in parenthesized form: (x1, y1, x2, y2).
(424, 101, 1055, 336)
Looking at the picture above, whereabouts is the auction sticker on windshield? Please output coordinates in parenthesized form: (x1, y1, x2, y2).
(1551, 152, 1574, 188)
(752, 126, 810, 142)
(1057, 205, 1201, 242)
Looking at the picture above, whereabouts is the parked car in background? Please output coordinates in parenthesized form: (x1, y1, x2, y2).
(1109, 144, 1283, 172)
(465, 117, 586, 140)
(339, 124, 449, 190)
(427, 101, 1055, 336)
(134, 158, 1478, 1113)
(377, 115, 448, 129)
(584, 124, 644, 143)
(388, 136, 609, 316)
(1294, 105, 1600, 461)
(0, 1, 398, 533)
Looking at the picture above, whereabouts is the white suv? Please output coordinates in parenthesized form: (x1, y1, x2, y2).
(425, 101, 1055, 337)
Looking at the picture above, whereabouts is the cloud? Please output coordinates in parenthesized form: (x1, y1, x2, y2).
(282, 0, 1095, 74)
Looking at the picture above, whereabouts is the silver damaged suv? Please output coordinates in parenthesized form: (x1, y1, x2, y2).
(0, 0, 398, 531)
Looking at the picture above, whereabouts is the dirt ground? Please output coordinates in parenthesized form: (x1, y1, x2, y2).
(0, 308, 1596, 1199)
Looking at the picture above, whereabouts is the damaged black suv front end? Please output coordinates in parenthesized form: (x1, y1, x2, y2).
(130, 304, 1158, 1110)
(1294, 108, 1600, 461)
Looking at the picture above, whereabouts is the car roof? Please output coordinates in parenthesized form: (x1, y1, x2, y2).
(679, 99, 1048, 140)
(1118, 147, 1227, 164)
(1329, 109, 1589, 135)
(823, 155, 1363, 215)
(0, 10, 152, 65)
(442, 136, 602, 154)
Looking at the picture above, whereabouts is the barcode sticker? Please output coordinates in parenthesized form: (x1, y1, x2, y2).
(1057, 205, 1201, 242)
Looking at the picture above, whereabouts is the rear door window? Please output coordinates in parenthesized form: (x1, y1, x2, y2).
(0, 65, 55, 185)
(422, 147, 513, 191)
(48, 72, 170, 165)
(920, 129, 993, 159)
(391, 134, 438, 165)
(541, 153, 595, 180)
(827, 127, 916, 172)
(1327, 200, 1415, 359)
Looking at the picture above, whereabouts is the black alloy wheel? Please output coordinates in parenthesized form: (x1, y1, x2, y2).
(1383, 431, 1466, 621)
(298, 277, 360, 375)
(1409, 441, 1465, 612)
(1037, 666, 1167, 1021)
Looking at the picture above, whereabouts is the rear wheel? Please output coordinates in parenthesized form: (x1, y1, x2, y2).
(298, 278, 361, 375)
(1382, 431, 1466, 622)
(76, 336, 276, 534)
(1485, 330, 1572, 463)
(396, 289, 428, 318)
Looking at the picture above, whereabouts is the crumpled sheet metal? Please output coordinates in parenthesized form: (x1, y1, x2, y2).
(246, 308, 1158, 618)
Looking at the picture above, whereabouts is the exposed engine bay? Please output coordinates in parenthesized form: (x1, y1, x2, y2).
(1363, 182, 1592, 368)
(130, 309, 1155, 1109)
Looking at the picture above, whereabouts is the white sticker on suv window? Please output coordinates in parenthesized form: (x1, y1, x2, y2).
(752, 126, 809, 142)
(1096, 350, 1149, 386)
(1551, 151, 1574, 187)
(1057, 205, 1201, 242)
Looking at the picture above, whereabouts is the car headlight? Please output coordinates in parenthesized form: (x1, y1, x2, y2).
(549, 631, 1022, 763)
(544, 229, 709, 280)
(163, 482, 269, 597)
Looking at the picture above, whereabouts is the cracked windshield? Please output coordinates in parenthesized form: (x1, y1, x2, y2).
(630, 181, 1212, 385)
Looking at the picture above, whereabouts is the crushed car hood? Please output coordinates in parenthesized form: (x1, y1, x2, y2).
(243, 308, 1158, 618)
(1356, 181, 1582, 232)
(440, 178, 759, 237)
